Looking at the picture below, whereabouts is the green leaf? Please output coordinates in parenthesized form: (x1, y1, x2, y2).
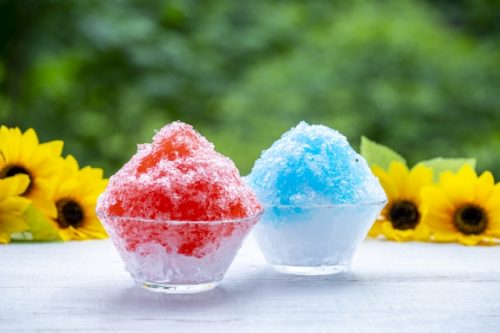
(419, 157, 476, 182)
(360, 136, 406, 169)
(11, 206, 62, 242)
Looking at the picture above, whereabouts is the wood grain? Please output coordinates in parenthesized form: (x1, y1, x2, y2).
(1, 236, 499, 332)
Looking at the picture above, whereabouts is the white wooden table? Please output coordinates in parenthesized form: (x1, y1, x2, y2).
(1, 235, 499, 332)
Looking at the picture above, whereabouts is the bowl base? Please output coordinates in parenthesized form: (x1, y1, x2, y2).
(271, 264, 349, 276)
(135, 280, 218, 293)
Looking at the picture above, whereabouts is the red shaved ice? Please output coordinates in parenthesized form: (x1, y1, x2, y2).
(97, 121, 262, 258)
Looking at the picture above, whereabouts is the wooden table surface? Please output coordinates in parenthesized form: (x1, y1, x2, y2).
(1, 235, 499, 332)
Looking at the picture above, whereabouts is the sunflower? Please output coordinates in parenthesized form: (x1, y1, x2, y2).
(368, 161, 433, 241)
(0, 175, 31, 243)
(421, 165, 500, 245)
(0, 126, 63, 219)
(50, 155, 108, 240)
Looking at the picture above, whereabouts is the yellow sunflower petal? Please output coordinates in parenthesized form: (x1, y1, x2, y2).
(0, 214, 29, 237)
(487, 216, 500, 235)
(485, 197, 500, 235)
(381, 221, 415, 242)
(0, 196, 31, 215)
(0, 233, 9, 244)
(479, 235, 499, 245)
(388, 161, 409, 198)
(372, 165, 398, 201)
(432, 231, 458, 243)
(368, 220, 383, 237)
(486, 228, 500, 238)
(485, 184, 500, 212)
(0, 174, 30, 199)
(0, 127, 21, 162)
(408, 164, 433, 203)
(421, 186, 454, 215)
(440, 170, 474, 204)
(475, 171, 495, 203)
(72, 223, 108, 240)
(63, 155, 80, 173)
(19, 128, 40, 160)
(57, 179, 79, 198)
(420, 186, 456, 233)
(457, 234, 482, 246)
(40, 140, 64, 156)
(57, 228, 74, 242)
(28, 179, 57, 218)
(423, 211, 456, 233)
(83, 230, 108, 240)
(23, 128, 39, 144)
(12, 174, 30, 196)
(80, 167, 105, 187)
(413, 222, 431, 241)
(19, 139, 35, 163)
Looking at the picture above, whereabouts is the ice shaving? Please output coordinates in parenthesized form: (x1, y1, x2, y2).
(247, 122, 387, 274)
(246, 121, 386, 207)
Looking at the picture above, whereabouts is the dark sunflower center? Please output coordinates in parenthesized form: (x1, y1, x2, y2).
(56, 199, 84, 228)
(454, 205, 487, 235)
(389, 200, 420, 230)
(0, 165, 33, 195)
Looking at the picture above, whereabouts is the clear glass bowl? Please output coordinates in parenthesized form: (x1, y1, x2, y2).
(253, 201, 386, 275)
(98, 212, 262, 293)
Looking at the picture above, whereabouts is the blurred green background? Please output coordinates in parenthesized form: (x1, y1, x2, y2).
(1, 0, 499, 177)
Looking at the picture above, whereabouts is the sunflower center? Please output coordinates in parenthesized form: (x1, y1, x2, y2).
(389, 200, 420, 230)
(56, 199, 84, 229)
(0, 165, 33, 195)
(454, 205, 487, 235)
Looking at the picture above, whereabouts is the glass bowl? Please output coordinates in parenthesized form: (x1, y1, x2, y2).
(98, 211, 262, 293)
(253, 201, 386, 275)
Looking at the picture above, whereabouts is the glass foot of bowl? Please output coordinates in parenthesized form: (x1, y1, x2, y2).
(271, 264, 349, 276)
(135, 280, 219, 293)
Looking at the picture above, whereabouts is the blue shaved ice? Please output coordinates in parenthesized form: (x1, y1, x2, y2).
(246, 122, 386, 206)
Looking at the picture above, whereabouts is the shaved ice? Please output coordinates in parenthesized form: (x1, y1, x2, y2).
(97, 121, 262, 258)
(246, 121, 386, 206)
(247, 122, 386, 274)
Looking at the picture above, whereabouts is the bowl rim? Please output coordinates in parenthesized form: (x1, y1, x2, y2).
(97, 209, 264, 225)
(262, 199, 388, 209)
